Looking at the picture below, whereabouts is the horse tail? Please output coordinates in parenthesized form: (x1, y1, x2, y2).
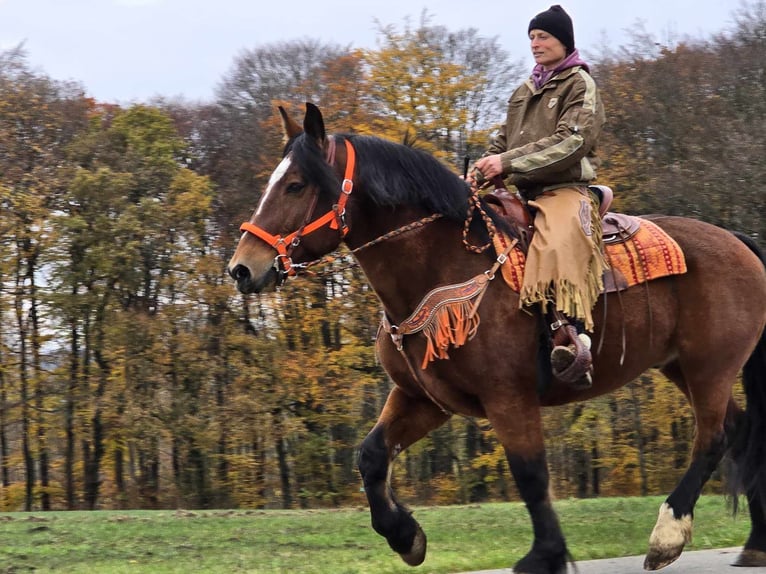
(727, 231, 766, 514)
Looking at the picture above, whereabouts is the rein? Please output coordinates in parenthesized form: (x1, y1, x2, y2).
(463, 189, 501, 254)
(290, 185, 496, 279)
(295, 213, 445, 278)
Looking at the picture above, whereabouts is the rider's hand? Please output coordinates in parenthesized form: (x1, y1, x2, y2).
(473, 155, 503, 180)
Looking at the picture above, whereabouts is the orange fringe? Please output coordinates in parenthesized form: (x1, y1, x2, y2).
(420, 299, 480, 369)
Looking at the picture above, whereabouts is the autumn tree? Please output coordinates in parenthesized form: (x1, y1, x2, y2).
(0, 46, 90, 510)
(594, 2, 766, 239)
(364, 11, 524, 167)
(44, 103, 215, 509)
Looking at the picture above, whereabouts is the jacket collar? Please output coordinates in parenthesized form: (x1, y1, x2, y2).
(525, 65, 583, 93)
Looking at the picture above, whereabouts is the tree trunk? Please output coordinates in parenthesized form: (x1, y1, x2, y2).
(138, 442, 160, 508)
(255, 436, 266, 508)
(14, 252, 34, 511)
(0, 286, 10, 498)
(36, 412, 50, 510)
(82, 413, 104, 510)
(275, 413, 292, 509)
(29, 268, 50, 510)
(465, 421, 489, 503)
(84, 304, 112, 510)
(65, 318, 79, 509)
(575, 447, 589, 498)
(114, 445, 126, 508)
(0, 369, 9, 492)
(591, 443, 600, 496)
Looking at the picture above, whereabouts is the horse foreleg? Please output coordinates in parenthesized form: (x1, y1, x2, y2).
(357, 387, 450, 566)
(487, 402, 569, 574)
(507, 452, 569, 574)
(644, 422, 727, 570)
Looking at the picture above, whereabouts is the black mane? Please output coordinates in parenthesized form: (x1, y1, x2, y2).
(290, 133, 470, 221)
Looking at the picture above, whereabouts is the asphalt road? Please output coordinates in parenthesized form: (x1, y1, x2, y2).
(458, 547, 764, 573)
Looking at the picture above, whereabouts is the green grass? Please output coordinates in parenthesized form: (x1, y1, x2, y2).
(0, 496, 750, 573)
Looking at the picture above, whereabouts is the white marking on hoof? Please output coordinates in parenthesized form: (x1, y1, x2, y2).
(644, 502, 693, 570)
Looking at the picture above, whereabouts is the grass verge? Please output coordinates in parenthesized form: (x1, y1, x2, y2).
(0, 495, 749, 573)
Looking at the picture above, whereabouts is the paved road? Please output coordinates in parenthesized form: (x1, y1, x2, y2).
(458, 547, 764, 573)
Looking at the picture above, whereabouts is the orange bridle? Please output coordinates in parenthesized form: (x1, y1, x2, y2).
(239, 138, 355, 278)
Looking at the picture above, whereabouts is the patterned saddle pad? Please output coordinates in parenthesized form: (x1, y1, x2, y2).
(493, 217, 687, 293)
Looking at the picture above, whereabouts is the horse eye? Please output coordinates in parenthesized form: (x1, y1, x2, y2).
(286, 182, 305, 194)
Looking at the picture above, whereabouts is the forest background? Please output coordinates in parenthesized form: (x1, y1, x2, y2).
(0, 2, 764, 512)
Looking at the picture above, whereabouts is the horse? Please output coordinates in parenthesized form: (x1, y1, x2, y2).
(227, 103, 766, 574)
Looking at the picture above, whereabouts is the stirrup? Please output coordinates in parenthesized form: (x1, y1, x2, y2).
(550, 326, 593, 389)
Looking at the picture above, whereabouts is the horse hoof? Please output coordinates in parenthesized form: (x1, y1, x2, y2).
(399, 526, 427, 566)
(734, 548, 766, 567)
(644, 503, 691, 570)
(643, 548, 682, 571)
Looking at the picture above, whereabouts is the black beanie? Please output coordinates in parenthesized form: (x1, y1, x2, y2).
(528, 5, 575, 54)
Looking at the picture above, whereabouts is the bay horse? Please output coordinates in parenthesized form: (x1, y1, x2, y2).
(227, 103, 766, 574)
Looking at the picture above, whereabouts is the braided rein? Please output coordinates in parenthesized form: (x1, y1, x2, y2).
(295, 213, 445, 277)
(294, 190, 496, 278)
(462, 189, 498, 254)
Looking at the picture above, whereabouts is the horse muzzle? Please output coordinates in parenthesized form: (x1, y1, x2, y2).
(228, 262, 280, 294)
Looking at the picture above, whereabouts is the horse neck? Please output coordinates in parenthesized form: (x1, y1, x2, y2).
(348, 212, 493, 323)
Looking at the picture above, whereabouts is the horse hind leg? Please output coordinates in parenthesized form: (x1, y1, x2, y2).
(736, 494, 766, 567)
(729, 324, 766, 567)
(644, 361, 730, 571)
(357, 387, 450, 566)
(713, 393, 766, 568)
(643, 431, 727, 571)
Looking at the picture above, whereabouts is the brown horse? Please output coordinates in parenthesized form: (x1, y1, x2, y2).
(227, 103, 766, 574)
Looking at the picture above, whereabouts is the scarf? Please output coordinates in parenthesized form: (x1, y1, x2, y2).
(531, 49, 590, 90)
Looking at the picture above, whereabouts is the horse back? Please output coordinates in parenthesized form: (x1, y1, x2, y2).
(648, 216, 766, 293)
(632, 215, 766, 366)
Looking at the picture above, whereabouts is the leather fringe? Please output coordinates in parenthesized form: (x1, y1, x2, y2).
(420, 299, 481, 369)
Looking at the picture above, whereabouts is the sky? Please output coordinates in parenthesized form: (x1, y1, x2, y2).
(0, 0, 745, 104)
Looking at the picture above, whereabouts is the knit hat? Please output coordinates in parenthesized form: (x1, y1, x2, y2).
(528, 5, 575, 54)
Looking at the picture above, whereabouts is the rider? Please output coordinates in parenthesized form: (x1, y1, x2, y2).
(468, 5, 607, 389)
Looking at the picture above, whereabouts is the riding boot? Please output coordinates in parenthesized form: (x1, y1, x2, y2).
(547, 309, 593, 390)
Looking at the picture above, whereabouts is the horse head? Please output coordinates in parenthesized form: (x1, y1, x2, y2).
(227, 103, 350, 293)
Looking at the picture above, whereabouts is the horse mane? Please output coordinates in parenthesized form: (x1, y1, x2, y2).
(348, 135, 472, 220)
(288, 131, 516, 244)
(289, 132, 471, 221)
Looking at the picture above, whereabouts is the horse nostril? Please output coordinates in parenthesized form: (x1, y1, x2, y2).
(230, 264, 250, 282)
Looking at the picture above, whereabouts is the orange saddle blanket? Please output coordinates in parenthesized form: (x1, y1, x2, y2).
(493, 217, 687, 293)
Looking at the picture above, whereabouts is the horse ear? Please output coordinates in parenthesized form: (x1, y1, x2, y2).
(303, 102, 326, 145)
(278, 105, 303, 140)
